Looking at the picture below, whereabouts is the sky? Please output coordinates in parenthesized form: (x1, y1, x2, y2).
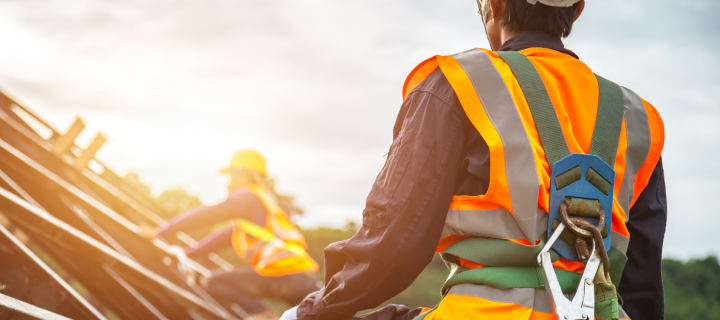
(0, 0, 717, 259)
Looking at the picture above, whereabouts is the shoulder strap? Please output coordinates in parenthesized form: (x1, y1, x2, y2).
(590, 75, 625, 166)
(496, 51, 570, 167)
(497, 52, 625, 168)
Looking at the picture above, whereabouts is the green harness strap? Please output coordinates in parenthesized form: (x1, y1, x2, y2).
(433, 52, 627, 320)
(590, 75, 626, 166)
(441, 240, 628, 295)
(442, 232, 559, 267)
(496, 51, 570, 167)
(495, 51, 625, 166)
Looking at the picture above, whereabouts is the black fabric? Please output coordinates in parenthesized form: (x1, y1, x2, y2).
(619, 158, 667, 320)
(296, 31, 667, 320)
(500, 31, 579, 59)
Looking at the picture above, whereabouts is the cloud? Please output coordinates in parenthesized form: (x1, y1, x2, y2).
(0, 0, 717, 257)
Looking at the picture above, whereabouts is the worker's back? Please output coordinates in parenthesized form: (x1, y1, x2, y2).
(404, 47, 664, 320)
(231, 184, 319, 277)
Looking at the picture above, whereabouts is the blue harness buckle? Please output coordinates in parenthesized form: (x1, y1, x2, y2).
(547, 154, 615, 260)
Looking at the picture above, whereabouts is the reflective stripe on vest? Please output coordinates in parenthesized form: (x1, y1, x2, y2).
(231, 185, 319, 276)
(452, 49, 541, 243)
(403, 47, 664, 318)
(617, 87, 650, 219)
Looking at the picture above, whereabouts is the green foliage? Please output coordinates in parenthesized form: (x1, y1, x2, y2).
(370, 255, 447, 312)
(300, 227, 357, 280)
(300, 226, 448, 314)
(119, 170, 720, 318)
(265, 177, 304, 216)
(122, 171, 152, 198)
(156, 188, 202, 217)
(302, 227, 720, 318)
(122, 172, 202, 220)
(663, 256, 720, 320)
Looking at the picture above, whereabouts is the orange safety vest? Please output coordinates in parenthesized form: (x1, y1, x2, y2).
(403, 48, 664, 320)
(231, 185, 319, 277)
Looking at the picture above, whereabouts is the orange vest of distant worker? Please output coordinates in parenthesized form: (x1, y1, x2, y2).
(402, 48, 664, 320)
(231, 185, 319, 277)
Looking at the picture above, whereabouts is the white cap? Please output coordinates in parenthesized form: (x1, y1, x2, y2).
(527, 0, 581, 7)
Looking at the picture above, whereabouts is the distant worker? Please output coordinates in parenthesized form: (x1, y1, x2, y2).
(283, 1, 665, 320)
(152, 150, 319, 319)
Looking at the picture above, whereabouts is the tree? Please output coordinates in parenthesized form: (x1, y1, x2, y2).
(156, 188, 202, 219)
(122, 171, 152, 199)
(265, 177, 304, 216)
(662, 256, 720, 320)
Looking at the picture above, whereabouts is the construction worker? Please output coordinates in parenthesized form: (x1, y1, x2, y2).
(282, 1, 666, 320)
(151, 150, 320, 319)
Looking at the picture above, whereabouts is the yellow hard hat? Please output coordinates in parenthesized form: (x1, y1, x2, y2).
(219, 150, 267, 176)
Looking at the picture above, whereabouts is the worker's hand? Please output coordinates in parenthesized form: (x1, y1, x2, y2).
(168, 245, 196, 285)
(279, 306, 298, 320)
(137, 223, 158, 239)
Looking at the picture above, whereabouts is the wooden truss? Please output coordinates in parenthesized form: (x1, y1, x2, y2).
(0, 89, 244, 319)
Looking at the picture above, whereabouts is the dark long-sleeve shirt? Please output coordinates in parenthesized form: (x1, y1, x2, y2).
(155, 189, 268, 258)
(297, 31, 667, 320)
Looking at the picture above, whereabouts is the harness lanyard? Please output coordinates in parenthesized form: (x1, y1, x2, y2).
(496, 51, 625, 320)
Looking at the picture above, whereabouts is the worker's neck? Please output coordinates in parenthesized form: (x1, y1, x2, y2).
(499, 29, 523, 48)
(228, 182, 252, 193)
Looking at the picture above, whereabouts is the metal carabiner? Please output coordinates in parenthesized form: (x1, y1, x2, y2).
(538, 222, 601, 320)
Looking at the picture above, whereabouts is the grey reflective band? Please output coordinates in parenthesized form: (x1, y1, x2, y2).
(611, 230, 630, 254)
(452, 49, 540, 242)
(619, 305, 630, 320)
(617, 87, 651, 218)
(443, 208, 547, 240)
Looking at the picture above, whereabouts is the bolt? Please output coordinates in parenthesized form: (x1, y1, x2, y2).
(564, 316, 569, 319)
(586, 278, 593, 285)
(582, 314, 587, 319)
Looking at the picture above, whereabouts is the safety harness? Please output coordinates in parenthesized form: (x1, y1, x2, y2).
(425, 51, 627, 320)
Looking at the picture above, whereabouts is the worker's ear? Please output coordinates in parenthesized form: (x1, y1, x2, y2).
(574, 0, 585, 21)
(488, 0, 506, 21)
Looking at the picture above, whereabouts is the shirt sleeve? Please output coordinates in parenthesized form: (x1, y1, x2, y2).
(618, 157, 667, 320)
(155, 190, 265, 238)
(297, 71, 468, 320)
(185, 225, 233, 259)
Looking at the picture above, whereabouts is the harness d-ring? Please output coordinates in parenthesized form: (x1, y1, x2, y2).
(558, 201, 606, 238)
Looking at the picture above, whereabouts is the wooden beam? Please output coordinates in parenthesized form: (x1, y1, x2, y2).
(74, 133, 106, 170)
(0, 218, 106, 319)
(0, 293, 73, 320)
(52, 118, 84, 156)
(0, 187, 231, 319)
